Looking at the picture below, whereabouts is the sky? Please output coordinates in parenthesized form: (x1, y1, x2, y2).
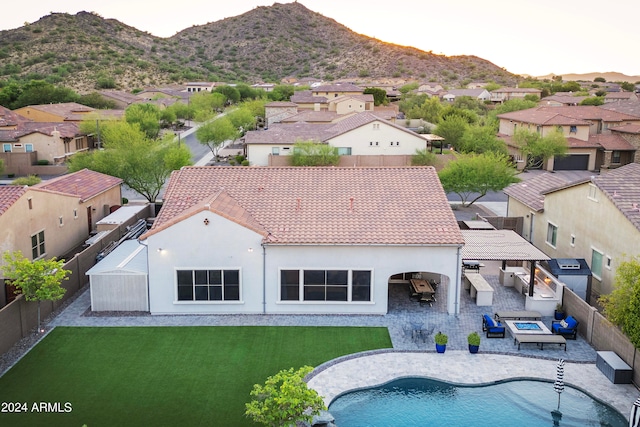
(1, 0, 638, 78)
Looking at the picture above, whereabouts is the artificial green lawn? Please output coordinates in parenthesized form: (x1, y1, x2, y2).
(0, 326, 391, 427)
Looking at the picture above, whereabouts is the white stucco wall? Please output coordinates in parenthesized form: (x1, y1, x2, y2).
(246, 143, 292, 166)
(145, 211, 462, 315)
(328, 122, 427, 156)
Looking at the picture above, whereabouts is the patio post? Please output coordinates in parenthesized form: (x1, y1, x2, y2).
(528, 260, 536, 297)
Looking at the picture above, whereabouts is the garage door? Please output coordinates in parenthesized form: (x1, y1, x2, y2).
(554, 154, 589, 170)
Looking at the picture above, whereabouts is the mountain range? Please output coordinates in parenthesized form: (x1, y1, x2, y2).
(0, 2, 519, 93)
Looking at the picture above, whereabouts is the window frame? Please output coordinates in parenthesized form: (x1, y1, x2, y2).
(545, 222, 558, 248)
(175, 268, 242, 303)
(279, 268, 373, 303)
(591, 248, 603, 280)
(31, 230, 46, 259)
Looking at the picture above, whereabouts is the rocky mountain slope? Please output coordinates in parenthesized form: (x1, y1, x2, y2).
(0, 2, 517, 93)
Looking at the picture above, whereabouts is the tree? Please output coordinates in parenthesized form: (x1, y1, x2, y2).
(459, 126, 507, 155)
(190, 92, 226, 121)
(78, 92, 117, 109)
(0, 158, 4, 175)
(214, 85, 241, 104)
(12, 80, 79, 109)
(580, 96, 605, 106)
(599, 256, 640, 348)
(364, 87, 388, 106)
(513, 128, 567, 170)
(195, 116, 238, 159)
(438, 152, 520, 206)
(411, 148, 436, 166)
(594, 77, 606, 83)
(227, 107, 257, 136)
(11, 175, 41, 186)
(290, 140, 339, 166)
(125, 103, 162, 139)
(1, 251, 69, 332)
(245, 366, 326, 427)
(433, 115, 469, 151)
(70, 120, 192, 202)
(267, 85, 294, 102)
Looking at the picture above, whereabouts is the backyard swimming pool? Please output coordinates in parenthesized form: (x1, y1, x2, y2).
(328, 377, 627, 427)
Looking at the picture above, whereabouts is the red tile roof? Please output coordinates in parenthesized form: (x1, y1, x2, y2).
(31, 169, 122, 202)
(498, 106, 640, 124)
(589, 134, 636, 151)
(0, 185, 27, 216)
(144, 166, 463, 245)
(0, 122, 81, 141)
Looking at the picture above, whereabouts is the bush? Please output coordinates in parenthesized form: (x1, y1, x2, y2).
(467, 331, 481, 346)
(241, 160, 249, 166)
(411, 149, 436, 166)
(11, 175, 41, 186)
(434, 332, 448, 345)
(36, 159, 49, 165)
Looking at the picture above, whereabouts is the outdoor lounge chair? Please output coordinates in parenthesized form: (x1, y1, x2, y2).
(482, 313, 505, 338)
(551, 315, 579, 339)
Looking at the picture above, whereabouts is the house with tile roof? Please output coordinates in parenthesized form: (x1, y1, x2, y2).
(0, 169, 122, 306)
(312, 82, 364, 98)
(497, 106, 640, 171)
(604, 92, 638, 103)
(138, 166, 463, 315)
(490, 87, 542, 103)
(244, 112, 432, 166)
(441, 88, 491, 102)
(540, 95, 587, 107)
(13, 102, 123, 123)
(504, 164, 640, 298)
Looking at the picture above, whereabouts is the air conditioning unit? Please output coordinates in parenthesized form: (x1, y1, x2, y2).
(557, 258, 581, 270)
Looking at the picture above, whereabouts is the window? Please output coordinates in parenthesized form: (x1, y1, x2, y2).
(280, 269, 372, 302)
(612, 151, 621, 164)
(75, 137, 83, 150)
(591, 249, 603, 279)
(546, 223, 557, 247)
(337, 147, 351, 155)
(25, 143, 33, 153)
(31, 230, 45, 259)
(569, 126, 577, 133)
(2, 143, 11, 153)
(272, 147, 280, 156)
(588, 184, 597, 201)
(176, 269, 240, 301)
(556, 126, 563, 133)
(373, 123, 380, 130)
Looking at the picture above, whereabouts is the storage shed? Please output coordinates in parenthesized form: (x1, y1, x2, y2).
(87, 240, 149, 312)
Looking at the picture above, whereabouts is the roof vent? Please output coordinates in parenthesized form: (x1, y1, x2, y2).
(557, 258, 581, 270)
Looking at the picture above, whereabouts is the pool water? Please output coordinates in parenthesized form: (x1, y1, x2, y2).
(328, 378, 627, 427)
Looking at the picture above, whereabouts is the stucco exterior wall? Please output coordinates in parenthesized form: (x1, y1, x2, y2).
(0, 186, 121, 276)
(533, 183, 640, 296)
(328, 122, 427, 156)
(506, 198, 537, 243)
(145, 211, 461, 315)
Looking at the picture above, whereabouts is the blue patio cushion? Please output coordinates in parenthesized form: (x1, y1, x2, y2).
(483, 314, 502, 330)
(564, 316, 577, 329)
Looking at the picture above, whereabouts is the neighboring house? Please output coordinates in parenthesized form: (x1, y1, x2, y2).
(99, 90, 144, 109)
(290, 90, 329, 110)
(604, 92, 639, 103)
(0, 169, 123, 306)
(138, 166, 463, 315)
(244, 112, 432, 166)
(497, 106, 640, 171)
(540, 95, 587, 107)
(252, 83, 276, 92)
(13, 102, 123, 123)
(327, 94, 375, 114)
(0, 122, 90, 165)
(265, 101, 299, 127)
(137, 88, 191, 104)
(185, 82, 216, 92)
(504, 164, 640, 298)
(0, 105, 31, 129)
(417, 83, 444, 93)
(441, 88, 491, 102)
(599, 100, 640, 118)
(311, 82, 364, 98)
(490, 87, 542, 103)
